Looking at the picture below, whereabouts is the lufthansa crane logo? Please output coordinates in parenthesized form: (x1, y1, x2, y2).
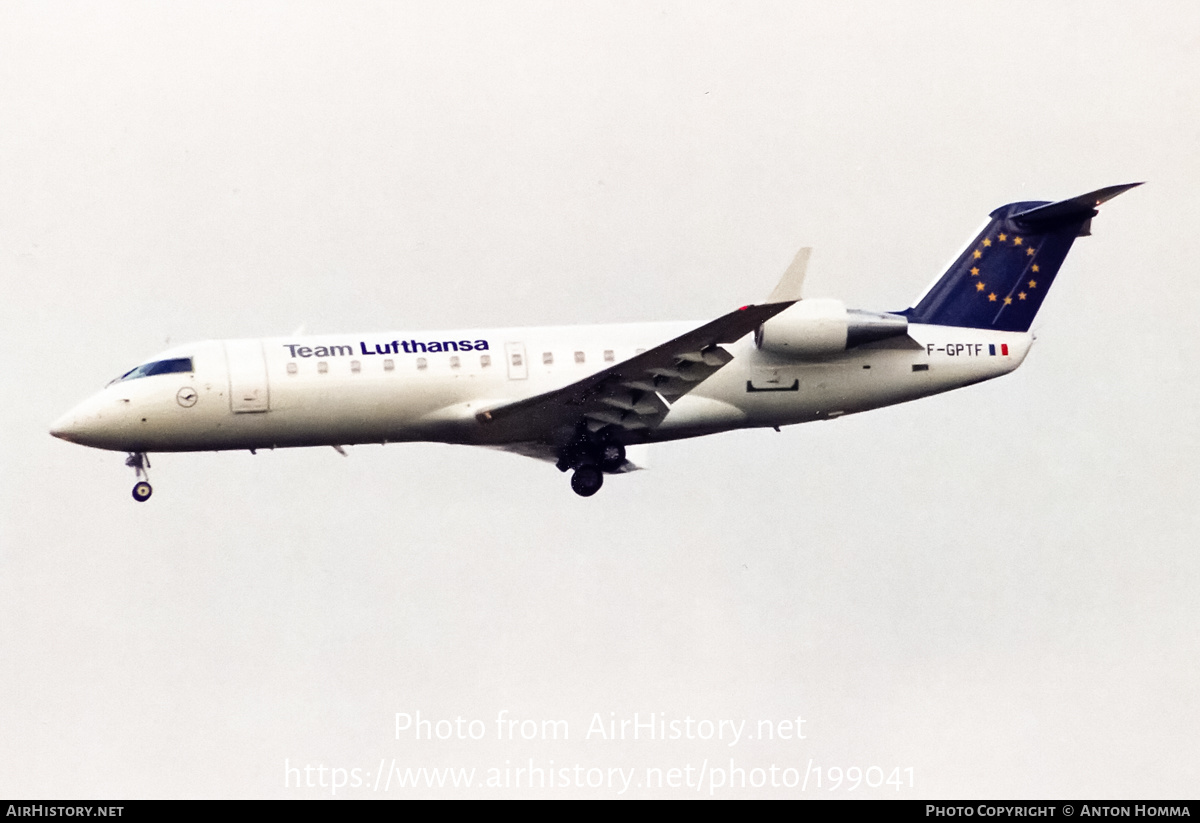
(176, 387, 198, 408)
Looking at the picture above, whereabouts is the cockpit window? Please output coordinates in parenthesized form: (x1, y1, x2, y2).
(113, 357, 194, 383)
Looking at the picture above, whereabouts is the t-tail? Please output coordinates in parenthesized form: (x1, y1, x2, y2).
(902, 183, 1142, 331)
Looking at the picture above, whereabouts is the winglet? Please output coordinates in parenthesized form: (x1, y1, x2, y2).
(766, 247, 811, 303)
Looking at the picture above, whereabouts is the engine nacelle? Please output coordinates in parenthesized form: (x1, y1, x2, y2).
(755, 298, 909, 358)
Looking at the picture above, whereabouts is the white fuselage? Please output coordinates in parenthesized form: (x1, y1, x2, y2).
(51, 321, 1031, 455)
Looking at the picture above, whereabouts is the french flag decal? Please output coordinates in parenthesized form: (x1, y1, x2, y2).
(988, 343, 1010, 356)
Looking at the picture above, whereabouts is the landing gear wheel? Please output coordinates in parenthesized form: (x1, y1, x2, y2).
(570, 465, 604, 497)
(132, 481, 153, 502)
(599, 442, 626, 473)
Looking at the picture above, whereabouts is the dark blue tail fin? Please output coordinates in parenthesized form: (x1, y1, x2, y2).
(902, 183, 1141, 331)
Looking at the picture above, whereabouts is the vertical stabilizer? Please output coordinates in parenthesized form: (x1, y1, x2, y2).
(902, 183, 1141, 331)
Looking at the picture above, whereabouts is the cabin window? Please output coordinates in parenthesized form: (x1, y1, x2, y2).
(511, 353, 522, 367)
(450, 355, 460, 369)
(384, 359, 394, 371)
(317, 361, 328, 374)
(416, 357, 428, 370)
(481, 354, 491, 368)
(351, 360, 361, 373)
(604, 349, 614, 362)
(543, 352, 553, 365)
(286, 362, 298, 375)
(574, 351, 585, 364)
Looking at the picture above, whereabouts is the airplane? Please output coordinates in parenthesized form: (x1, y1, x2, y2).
(50, 183, 1140, 500)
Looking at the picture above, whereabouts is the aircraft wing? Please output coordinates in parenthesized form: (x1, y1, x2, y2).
(476, 302, 793, 439)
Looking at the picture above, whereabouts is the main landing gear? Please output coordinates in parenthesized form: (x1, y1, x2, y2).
(126, 452, 152, 502)
(557, 426, 627, 498)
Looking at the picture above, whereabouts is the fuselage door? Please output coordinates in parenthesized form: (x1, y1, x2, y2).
(225, 339, 270, 413)
(505, 342, 528, 380)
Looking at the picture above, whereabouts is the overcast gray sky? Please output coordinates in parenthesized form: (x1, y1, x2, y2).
(2, 1, 1198, 798)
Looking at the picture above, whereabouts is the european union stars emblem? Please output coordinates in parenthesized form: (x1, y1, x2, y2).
(967, 230, 1043, 326)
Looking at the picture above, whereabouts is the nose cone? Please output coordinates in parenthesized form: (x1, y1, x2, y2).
(50, 392, 130, 450)
(50, 406, 93, 444)
(49, 411, 77, 441)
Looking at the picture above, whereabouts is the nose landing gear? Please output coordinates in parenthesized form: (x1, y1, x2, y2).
(125, 452, 152, 502)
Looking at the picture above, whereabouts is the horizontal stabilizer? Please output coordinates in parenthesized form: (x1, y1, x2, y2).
(1012, 182, 1143, 230)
